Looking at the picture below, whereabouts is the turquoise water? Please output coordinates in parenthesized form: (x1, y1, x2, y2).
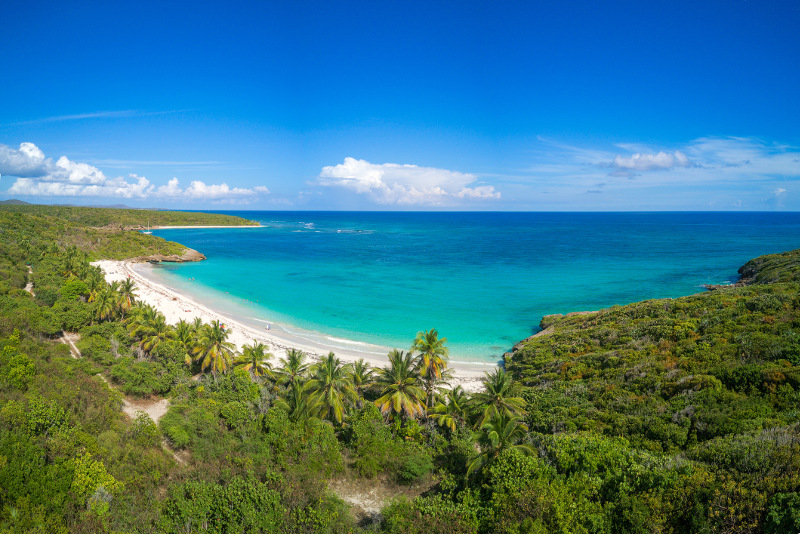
(149, 212, 800, 363)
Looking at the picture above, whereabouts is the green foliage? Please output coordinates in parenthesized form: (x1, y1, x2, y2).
(381, 495, 480, 534)
(0, 331, 36, 391)
(70, 451, 124, 514)
(128, 411, 161, 448)
(398, 445, 434, 484)
(346, 404, 432, 483)
(0, 203, 258, 229)
(220, 400, 252, 431)
(764, 492, 800, 534)
(60, 279, 90, 301)
(159, 475, 284, 533)
(52, 298, 93, 331)
(109, 357, 178, 396)
(738, 248, 800, 284)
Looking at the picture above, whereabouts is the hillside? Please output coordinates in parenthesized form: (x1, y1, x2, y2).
(0, 205, 255, 262)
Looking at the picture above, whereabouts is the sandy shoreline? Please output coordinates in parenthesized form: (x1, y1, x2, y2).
(93, 260, 489, 392)
(152, 225, 262, 229)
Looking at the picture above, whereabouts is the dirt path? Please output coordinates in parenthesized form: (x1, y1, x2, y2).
(59, 333, 171, 423)
(328, 472, 438, 526)
(58, 332, 185, 463)
(24, 266, 34, 296)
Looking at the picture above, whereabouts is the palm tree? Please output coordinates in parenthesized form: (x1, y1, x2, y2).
(466, 414, 534, 477)
(306, 352, 357, 424)
(117, 278, 137, 318)
(85, 267, 105, 302)
(192, 320, 236, 380)
(411, 328, 450, 408)
(277, 348, 309, 388)
(126, 303, 158, 333)
(432, 385, 472, 433)
(62, 245, 79, 277)
(132, 313, 176, 356)
(375, 349, 426, 422)
(235, 340, 274, 381)
(473, 368, 527, 427)
(349, 358, 375, 408)
(274, 381, 325, 427)
(173, 319, 196, 365)
(94, 289, 116, 322)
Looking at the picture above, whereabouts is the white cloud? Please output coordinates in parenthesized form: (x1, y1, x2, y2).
(0, 142, 270, 203)
(509, 136, 800, 210)
(183, 180, 255, 199)
(318, 157, 500, 205)
(613, 150, 691, 172)
(0, 142, 49, 178)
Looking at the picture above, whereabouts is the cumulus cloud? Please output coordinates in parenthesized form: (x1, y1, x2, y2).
(318, 157, 500, 205)
(0, 142, 49, 178)
(0, 142, 270, 203)
(613, 150, 691, 172)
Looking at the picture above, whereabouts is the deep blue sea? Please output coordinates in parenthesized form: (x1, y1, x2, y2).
(148, 212, 800, 364)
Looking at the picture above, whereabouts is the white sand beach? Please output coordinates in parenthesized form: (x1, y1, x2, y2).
(152, 225, 262, 229)
(93, 260, 489, 392)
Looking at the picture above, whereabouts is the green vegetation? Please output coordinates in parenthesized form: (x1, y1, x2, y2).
(1, 205, 798, 532)
(0, 205, 229, 261)
(0, 203, 257, 229)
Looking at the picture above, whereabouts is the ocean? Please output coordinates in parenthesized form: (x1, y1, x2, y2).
(147, 212, 800, 364)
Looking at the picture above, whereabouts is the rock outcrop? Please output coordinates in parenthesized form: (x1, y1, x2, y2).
(129, 248, 206, 263)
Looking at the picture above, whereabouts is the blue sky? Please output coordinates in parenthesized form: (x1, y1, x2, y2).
(1, 0, 799, 210)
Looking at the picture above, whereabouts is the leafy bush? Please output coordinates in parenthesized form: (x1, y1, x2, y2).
(398, 446, 434, 483)
(159, 476, 284, 533)
(128, 411, 161, 448)
(59, 279, 89, 301)
(764, 492, 800, 534)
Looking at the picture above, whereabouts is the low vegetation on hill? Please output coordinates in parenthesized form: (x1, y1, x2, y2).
(0, 205, 797, 533)
(0, 203, 257, 230)
(0, 205, 249, 262)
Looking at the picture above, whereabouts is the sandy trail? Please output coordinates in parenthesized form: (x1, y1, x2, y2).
(59, 332, 172, 423)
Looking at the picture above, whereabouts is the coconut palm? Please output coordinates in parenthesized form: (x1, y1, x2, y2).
(94, 289, 116, 322)
(473, 368, 527, 427)
(349, 358, 375, 408)
(132, 313, 176, 356)
(375, 349, 426, 422)
(235, 340, 274, 381)
(174, 319, 197, 365)
(466, 414, 534, 477)
(432, 385, 472, 433)
(306, 352, 357, 424)
(192, 320, 236, 380)
(86, 268, 106, 302)
(117, 278, 137, 318)
(191, 317, 204, 332)
(127, 303, 158, 333)
(411, 328, 450, 408)
(62, 245, 80, 277)
(274, 381, 325, 426)
(277, 348, 309, 388)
